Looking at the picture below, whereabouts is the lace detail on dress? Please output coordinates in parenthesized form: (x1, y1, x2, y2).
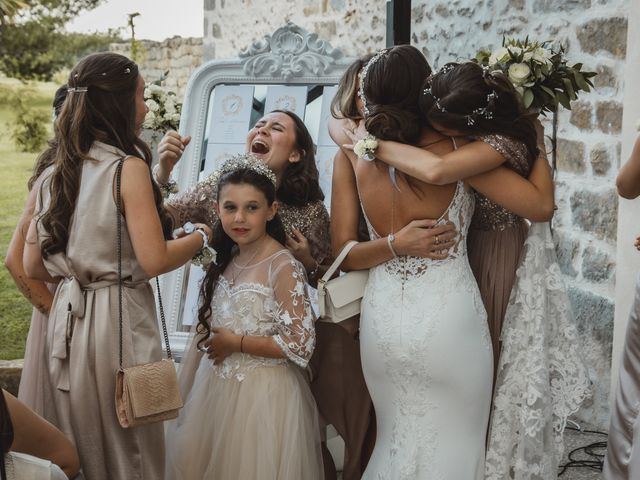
(206, 251, 316, 381)
(485, 222, 592, 480)
(471, 135, 532, 232)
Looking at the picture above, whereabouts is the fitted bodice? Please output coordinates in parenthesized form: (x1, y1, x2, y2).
(362, 180, 476, 282)
(204, 249, 315, 382)
(471, 135, 532, 231)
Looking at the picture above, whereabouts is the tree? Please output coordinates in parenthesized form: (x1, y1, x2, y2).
(0, 0, 118, 81)
(0, 0, 26, 24)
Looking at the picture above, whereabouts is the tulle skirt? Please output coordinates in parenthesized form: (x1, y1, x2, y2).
(165, 359, 323, 480)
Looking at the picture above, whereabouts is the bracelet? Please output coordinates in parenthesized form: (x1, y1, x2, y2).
(353, 133, 379, 161)
(387, 233, 398, 258)
(152, 164, 179, 198)
(240, 335, 245, 353)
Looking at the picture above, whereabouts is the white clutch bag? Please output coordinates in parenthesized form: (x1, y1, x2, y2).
(317, 241, 369, 323)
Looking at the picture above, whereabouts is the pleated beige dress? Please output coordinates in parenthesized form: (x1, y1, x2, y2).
(604, 274, 640, 479)
(34, 141, 165, 480)
(466, 135, 532, 371)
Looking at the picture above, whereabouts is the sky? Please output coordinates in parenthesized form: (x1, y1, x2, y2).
(66, 0, 204, 41)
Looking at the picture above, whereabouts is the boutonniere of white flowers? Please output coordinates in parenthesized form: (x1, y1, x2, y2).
(143, 77, 182, 133)
(476, 37, 596, 115)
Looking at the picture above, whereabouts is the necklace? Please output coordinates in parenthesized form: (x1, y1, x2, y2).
(228, 242, 265, 287)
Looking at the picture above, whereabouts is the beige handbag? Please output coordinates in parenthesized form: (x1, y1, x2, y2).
(317, 241, 369, 323)
(113, 158, 183, 428)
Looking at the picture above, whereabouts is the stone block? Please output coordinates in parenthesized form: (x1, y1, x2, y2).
(569, 101, 592, 130)
(577, 17, 628, 58)
(570, 188, 618, 241)
(0, 364, 22, 397)
(596, 101, 623, 134)
(582, 246, 615, 282)
(594, 64, 618, 90)
(554, 230, 579, 277)
(590, 143, 612, 176)
(557, 138, 586, 174)
(211, 22, 222, 38)
(532, 0, 590, 12)
(567, 286, 614, 347)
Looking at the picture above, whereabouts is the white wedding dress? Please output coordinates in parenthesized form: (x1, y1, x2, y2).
(360, 181, 493, 480)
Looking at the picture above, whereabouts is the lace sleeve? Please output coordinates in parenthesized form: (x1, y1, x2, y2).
(165, 174, 219, 228)
(269, 252, 316, 367)
(480, 134, 531, 176)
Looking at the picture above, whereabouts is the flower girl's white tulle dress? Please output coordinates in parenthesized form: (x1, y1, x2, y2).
(165, 250, 323, 480)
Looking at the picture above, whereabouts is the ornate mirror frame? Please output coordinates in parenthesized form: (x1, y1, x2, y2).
(160, 22, 353, 354)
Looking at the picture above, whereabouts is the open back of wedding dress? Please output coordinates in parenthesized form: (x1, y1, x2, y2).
(359, 180, 493, 480)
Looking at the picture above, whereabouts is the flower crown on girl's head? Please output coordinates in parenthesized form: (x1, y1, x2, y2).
(212, 154, 278, 187)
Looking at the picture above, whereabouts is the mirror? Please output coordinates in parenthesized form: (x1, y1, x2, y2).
(159, 23, 354, 354)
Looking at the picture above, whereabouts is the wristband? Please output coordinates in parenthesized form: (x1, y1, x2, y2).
(387, 233, 398, 258)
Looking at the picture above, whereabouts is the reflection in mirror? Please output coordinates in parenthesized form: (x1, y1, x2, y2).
(174, 83, 340, 335)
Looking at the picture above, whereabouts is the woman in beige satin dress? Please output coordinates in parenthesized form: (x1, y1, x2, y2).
(22, 52, 212, 480)
(604, 135, 640, 479)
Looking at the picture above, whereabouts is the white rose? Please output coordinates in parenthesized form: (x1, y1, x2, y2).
(523, 51, 533, 61)
(146, 99, 159, 112)
(532, 47, 551, 64)
(507, 46, 523, 57)
(488, 47, 510, 65)
(508, 62, 531, 86)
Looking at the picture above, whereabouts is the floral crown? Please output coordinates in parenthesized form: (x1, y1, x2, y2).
(211, 154, 277, 187)
(357, 49, 388, 117)
(423, 63, 498, 126)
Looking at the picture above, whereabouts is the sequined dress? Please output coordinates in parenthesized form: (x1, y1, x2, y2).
(467, 134, 531, 369)
(360, 180, 492, 480)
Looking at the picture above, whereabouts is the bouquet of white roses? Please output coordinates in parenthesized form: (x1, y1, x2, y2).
(476, 37, 596, 114)
(143, 75, 182, 132)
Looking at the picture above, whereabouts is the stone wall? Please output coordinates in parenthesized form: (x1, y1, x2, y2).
(110, 37, 203, 98)
(204, 0, 631, 428)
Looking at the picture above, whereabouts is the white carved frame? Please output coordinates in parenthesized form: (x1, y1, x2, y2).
(160, 23, 353, 354)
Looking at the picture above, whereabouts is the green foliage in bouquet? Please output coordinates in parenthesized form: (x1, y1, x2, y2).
(476, 37, 596, 114)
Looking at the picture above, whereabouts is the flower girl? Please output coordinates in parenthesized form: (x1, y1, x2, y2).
(166, 154, 323, 479)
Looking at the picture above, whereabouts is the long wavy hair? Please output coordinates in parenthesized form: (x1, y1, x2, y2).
(270, 109, 324, 206)
(39, 52, 173, 258)
(196, 167, 286, 349)
(27, 84, 68, 191)
(330, 53, 374, 121)
(421, 61, 538, 165)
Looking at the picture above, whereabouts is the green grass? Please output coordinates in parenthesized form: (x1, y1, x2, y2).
(0, 78, 57, 360)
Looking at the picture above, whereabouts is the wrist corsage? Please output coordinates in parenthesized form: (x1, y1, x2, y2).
(182, 222, 217, 267)
(353, 134, 379, 161)
(152, 164, 179, 198)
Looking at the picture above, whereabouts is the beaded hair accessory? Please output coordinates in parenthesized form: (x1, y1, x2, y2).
(423, 64, 499, 126)
(357, 49, 388, 117)
(67, 87, 88, 94)
(211, 154, 277, 187)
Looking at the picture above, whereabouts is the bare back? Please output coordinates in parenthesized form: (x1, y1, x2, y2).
(356, 135, 459, 236)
